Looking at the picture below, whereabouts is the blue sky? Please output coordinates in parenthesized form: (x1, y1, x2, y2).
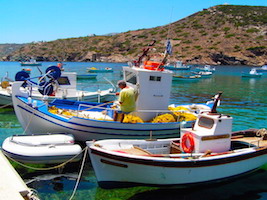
(1, 0, 266, 44)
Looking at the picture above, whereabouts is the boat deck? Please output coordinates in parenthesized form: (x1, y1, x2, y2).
(232, 136, 267, 147)
(0, 151, 33, 200)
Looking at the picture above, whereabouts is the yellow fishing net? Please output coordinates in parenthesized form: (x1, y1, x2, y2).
(123, 114, 144, 123)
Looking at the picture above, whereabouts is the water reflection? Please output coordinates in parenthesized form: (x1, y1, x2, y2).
(129, 169, 267, 200)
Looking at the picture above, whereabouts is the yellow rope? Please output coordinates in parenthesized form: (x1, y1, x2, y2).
(4, 146, 88, 171)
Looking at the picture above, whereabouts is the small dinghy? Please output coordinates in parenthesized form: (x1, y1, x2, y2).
(2, 133, 82, 164)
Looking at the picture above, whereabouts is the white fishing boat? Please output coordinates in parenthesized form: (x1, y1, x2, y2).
(87, 93, 267, 189)
(2, 133, 82, 164)
(0, 66, 115, 105)
(11, 65, 214, 142)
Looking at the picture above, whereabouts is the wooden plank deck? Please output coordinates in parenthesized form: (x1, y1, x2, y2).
(0, 151, 31, 200)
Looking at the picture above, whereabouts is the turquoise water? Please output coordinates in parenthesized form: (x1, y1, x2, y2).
(0, 61, 267, 200)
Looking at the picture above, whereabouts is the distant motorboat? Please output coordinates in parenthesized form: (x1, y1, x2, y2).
(195, 65, 215, 72)
(2, 133, 82, 164)
(194, 71, 213, 78)
(255, 65, 267, 72)
(165, 61, 191, 70)
(20, 59, 41, 66)
(87, 67, 113, 73)
(242, 68, 262, 78)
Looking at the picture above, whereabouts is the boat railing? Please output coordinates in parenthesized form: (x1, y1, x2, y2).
(76, 104, 194, 122)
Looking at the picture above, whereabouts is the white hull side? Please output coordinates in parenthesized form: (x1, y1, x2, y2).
(89, 150, 267, 187)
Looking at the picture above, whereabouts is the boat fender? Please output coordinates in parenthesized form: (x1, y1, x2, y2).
(181, 132, 195, 153)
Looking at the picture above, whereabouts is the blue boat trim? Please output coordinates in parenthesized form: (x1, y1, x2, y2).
(16, 104, 183, 137)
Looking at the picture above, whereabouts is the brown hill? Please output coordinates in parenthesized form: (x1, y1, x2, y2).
(2, 5, 267, 65)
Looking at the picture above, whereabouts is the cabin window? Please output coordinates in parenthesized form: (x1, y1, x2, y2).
(125, 71, 137, 85)
(57, 77, 71, 85)
(149, 76, 161, 82)
(198, 116, 214, 129)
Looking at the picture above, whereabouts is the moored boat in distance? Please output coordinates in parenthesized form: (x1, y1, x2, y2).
(87, 93, 267, 189)
(77, 74, 97, 79)
(172, 74, 201, 81)
(0, 66, 115, 106)
(87, 67, 113, 73)
(20, 59, 42, 66)
(195, 65, 215, 72)
(242, 68, 262, 78)
(164, 61, 191, 70)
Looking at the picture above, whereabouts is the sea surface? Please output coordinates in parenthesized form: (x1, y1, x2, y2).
(0, 61, 267, 200)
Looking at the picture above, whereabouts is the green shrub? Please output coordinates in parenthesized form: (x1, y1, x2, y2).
(246, 28, 259, 33)
(225, 34, 235, 38)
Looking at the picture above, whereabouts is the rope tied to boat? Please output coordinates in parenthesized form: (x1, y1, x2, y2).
(256, 128, 267, 140)
(0, 102, 13, 109)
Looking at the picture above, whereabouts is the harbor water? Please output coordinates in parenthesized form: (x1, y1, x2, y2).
(0, 61, 267, 200)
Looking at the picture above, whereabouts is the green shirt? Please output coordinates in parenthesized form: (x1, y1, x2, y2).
(118, 87, 136, 112)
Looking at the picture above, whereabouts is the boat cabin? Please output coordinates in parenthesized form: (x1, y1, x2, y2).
(122, 65, 173, 121)
(53, 72, 77, 98)
(181, 112, 232, 153)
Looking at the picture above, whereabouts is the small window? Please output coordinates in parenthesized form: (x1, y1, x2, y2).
(125, 71, 137, 85)
(57, 77, 70, 85)
(198, 116, 214, 129)
(149, 76, 161, 82)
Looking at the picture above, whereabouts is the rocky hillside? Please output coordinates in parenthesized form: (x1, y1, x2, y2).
(2, 5, 267, 65)
(0, 44, 26, 58)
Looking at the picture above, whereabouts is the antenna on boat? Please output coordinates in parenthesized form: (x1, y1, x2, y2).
(210, 91, 223, 114)
(135, 40, 156, 67)
(157, 6, 174, 70)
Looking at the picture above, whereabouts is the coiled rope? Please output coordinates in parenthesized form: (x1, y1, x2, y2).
(256, 128, 267, 139)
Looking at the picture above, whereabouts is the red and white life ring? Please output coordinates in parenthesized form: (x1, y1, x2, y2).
(181, 132, 195, 153)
